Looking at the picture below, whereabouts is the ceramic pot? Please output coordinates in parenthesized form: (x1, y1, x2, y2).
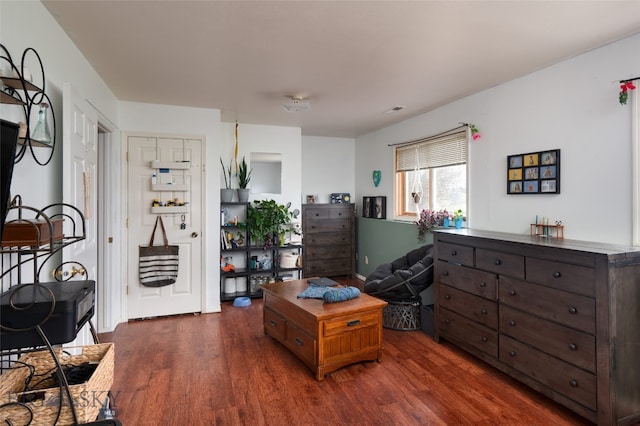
(237, 188, 250, 203)
(221, 188, 236, 203)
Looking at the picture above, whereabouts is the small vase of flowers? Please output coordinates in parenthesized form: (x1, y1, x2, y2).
(415, 209, 449, 241)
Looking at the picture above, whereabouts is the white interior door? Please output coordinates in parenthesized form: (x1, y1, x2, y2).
(126, 134, 203, 319)
(62, 83, 98, 347)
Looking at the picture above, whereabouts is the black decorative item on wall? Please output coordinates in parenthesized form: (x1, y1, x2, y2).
(507, 149, 560, 194)
(363, 196, 386, 219)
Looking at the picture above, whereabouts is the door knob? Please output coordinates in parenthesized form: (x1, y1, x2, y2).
(191, 232, 198, 238)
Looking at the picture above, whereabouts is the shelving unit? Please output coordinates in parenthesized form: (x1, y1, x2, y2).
(530, 223, 564, 239)
(148, 160, 190, 214)
(220, 201, 303, 302)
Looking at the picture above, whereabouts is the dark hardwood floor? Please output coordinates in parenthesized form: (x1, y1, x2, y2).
(99, 280, 592, 426)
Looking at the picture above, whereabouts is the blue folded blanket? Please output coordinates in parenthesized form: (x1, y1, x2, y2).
(297, 283, 361, 303)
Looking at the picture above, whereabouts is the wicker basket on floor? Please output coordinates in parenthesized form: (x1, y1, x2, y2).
(0, 342, 114, 426)
(382, 300, 421, 330)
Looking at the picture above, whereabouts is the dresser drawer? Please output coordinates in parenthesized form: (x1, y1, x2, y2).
(500, 335, 596, 410)
(438, 308, 498, 358)
(437, 260, 497, 299)
(264, 307, 286, 341)
(438, 284, 498, 330)
(305, 219, 351, 234)
(286, 322, 317, 367)
(526, 257, 596, 297)
(323, 311, 379, 337)
(476, 248, 525, 279)
(500, 305, 595, 373)
(305, 245, 351, 260)
(304, 206, 330, 220)
(304, 232, 351, 246)
(329, 206, 351, 219)
(305, 259, 352, 277)
(437, 241, 474, 266)
(499, 276, 595, 334)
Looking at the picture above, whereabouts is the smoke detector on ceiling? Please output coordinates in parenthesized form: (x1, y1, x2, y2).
(281, 96, 311, 112)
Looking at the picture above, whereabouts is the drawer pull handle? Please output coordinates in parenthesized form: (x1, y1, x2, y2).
(451, 250, 457, 256)
(443, 271, 449, 276)
(570, 379, 578, 387)
(553, 271, 562, 278)
(569, 343, 577, 351)
(481, 336, 488, 342)
(479, 282, 486, 287)
(270, 320, 277, 327)
(494, 259, 502, 266)
(509, 351, 516, 357)
(509, 320, 516, 327)
(480, 308, 488, 315)
(444, 294, 451, 300)
(509, 289, 517, 296)
(568, 306, 578, 314)
(347, 319, 361, 327)
(295, 337, 304, 346)
(445, 319, 451, 325)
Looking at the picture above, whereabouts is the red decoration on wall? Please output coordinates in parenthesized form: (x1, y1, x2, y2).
(619, 79, 637, 105)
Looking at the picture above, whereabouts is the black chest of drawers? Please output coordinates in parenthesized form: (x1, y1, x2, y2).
(434, 228, 640, 425)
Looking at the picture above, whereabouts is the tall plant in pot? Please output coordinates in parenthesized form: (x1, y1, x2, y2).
(236, 156, 252, 203)
(247, 199, 293, 248)
(220, 158, 235, 202)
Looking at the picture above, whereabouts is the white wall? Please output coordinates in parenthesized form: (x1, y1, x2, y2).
(302, 136, 355, 204)
(356, 33, 640, 245)
(219, 122, 302, 212)
(118, 101, 222, 313)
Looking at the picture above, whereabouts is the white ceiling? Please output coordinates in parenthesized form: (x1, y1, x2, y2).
(42, 0, 640, 138)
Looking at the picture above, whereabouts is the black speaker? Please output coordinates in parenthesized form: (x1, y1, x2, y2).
(1, 119, 19, 241)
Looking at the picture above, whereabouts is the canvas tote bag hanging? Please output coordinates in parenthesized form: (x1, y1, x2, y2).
(139, 216, 179, 287)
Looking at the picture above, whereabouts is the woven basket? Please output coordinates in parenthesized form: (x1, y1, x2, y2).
(383, 300, 421, 331)
(0, 342, 114, 426)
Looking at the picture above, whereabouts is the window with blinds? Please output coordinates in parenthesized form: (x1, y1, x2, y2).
(394, 129, 468, 218)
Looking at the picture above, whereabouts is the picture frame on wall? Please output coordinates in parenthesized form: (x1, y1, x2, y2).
(507, 149, 560, 194)
(374, 196, 386, 219)
(362, 197, 371, 217)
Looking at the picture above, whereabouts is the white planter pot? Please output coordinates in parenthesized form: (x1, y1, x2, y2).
(221, 188, 236, 203)
(237, 188, 250, 203)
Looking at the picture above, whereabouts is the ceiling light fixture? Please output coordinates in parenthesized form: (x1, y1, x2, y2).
(281, 96, 311, 112)
(384, 105, 406, 114)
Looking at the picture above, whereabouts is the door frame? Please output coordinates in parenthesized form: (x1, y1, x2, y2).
(121, 131, 208, 319)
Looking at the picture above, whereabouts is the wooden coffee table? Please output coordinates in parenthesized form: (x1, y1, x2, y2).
(262, 279, 387, 380)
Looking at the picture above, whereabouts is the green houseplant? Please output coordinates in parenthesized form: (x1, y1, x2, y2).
(220, 157, 235, 202)
(236, 156, 252, 203)
(247, 199, 293, 247)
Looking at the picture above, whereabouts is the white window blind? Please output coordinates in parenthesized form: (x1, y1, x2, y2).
(396, 130, 467, 172)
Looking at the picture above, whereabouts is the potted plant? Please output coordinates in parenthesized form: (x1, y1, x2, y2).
(236, 156, 252, 203)
(247, 199, 293, 248)
(220, 158, 235, 202)
(453, 209, 464, 229)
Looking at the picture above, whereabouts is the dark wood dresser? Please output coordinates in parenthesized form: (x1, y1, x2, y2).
(302, 204, 355, 277)
(433, 228, 640, 425)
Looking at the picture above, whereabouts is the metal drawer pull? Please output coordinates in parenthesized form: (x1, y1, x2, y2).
(347, 319, 361, 327)
(570, 380, 578, 387)
(444, 294, 451, 300)
(443, 271, 449, 276)
(553, 271, 562, 278)
(295, 337, 304, 346)
(445, 319, 451, 325)
(509, 289, 516, 296)
(480, 308, 488, 315)
(270, 320, 278, 326)
(482, 336, 488, 342)
(569, 343, 577, 351)
(451, 250, 457, 256)
(509, 351, 516, 357)
(509, 320, 516, 326)
(494, 259, 502, 265)
(479, 282, 486, 287)
(568, 306, 578, 314)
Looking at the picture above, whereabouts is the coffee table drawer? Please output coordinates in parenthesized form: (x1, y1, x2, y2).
(264, 307, 286, 341)
(323, 311, 380, 337)
(286, 323, 316, 367)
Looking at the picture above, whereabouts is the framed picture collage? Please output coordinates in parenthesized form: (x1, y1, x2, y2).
(507, 149, 560, 194)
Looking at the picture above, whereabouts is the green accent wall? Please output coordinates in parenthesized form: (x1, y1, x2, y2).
(356, 217, 433, 278)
